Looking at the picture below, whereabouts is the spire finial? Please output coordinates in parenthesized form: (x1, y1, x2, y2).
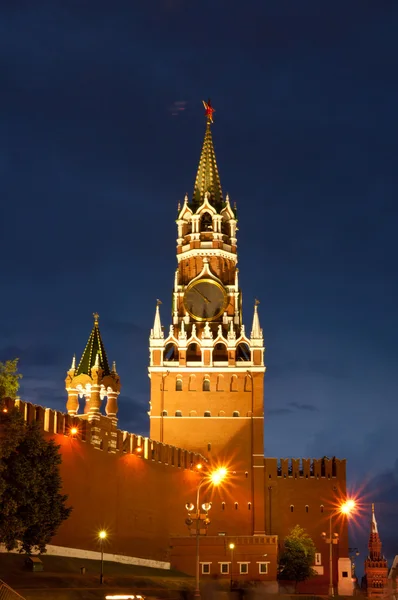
(71, 354, 76, 370)
(202, 99, 215, 124)
(93, 312, 99, 325)
(112, 360, 117, 373)
(150, 300, 164, 340)
(94, 353, 100, 367)
(251, 299, 263, 340)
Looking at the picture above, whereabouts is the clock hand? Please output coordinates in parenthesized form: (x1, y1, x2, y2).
(193, 287, 210, 303)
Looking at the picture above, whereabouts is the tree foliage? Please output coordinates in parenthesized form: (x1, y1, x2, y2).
(0, 359, 22, 399)
(278, 525, 317, 589)
(0, 407, 72, 554)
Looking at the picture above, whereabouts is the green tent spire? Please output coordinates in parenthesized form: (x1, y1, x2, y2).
(192, 99, 223, 211)
(76, 313, 111, 376)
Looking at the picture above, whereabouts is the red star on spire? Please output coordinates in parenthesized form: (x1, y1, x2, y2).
(202, 99, 215, 123)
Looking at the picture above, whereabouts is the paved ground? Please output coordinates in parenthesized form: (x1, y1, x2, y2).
(0, 553, 193, 600)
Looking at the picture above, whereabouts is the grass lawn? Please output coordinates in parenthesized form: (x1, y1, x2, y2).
(0, 553, 193, 600)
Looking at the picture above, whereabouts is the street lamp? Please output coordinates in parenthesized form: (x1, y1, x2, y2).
(322, 499, 356, 597)
(98, 530, 107, 584)
(185, 467, 228, 600)
(229, 543, 235, 590)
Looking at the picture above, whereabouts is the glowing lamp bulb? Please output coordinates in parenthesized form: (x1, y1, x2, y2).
(2, 408, 8, 413)
(196, 463, 203, 470)
(99, 530, 107, 539)
(70, 427, 78, 436)
(229, 543, 235, 550)
(210, 467, 227, 485)
(135, 446, 142, 453)
(341, 499, 356, 515)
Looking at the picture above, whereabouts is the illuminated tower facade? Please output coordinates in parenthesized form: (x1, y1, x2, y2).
(364, 504, 388, 597)
(148, 101, 266, 535)
(65, 313, 121, 450)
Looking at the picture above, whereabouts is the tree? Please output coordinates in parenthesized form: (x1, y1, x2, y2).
(0, 409, 72, 554)
(0, 359, 22, 399)
(278, 525, 317, 590)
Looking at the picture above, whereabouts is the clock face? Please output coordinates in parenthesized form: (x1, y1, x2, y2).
(183, 279, 228, 322)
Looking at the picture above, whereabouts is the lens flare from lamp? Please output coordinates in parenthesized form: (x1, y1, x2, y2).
(70, 427, 78, 436)
(229, 543, 235, 550)
(196, 463, 203, 470)
(340, 499, 356, 515)
(210, 467, 227, 485)
(99, 530, 107, 540)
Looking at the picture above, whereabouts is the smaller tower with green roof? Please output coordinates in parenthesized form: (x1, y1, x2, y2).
(65, 313, 121, 448)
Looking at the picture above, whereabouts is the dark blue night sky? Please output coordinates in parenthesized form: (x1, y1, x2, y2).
(1, 1, 397, 563)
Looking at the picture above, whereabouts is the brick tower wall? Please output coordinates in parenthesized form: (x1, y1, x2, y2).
(264, 457, 348, 593)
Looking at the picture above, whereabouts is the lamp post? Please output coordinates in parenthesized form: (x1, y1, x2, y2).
(229, 543, 235, 590)
(185, 467, 228, 600)
(98, 530, 107, 584)
(322, 499, 356, 597)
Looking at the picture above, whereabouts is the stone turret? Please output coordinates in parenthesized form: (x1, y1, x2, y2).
(65, 313, 121, 432)
(364, 504, 388, 597)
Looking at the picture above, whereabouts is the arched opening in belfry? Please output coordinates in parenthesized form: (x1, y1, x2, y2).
(184, 219, 192, 236)
(164, 343, 178, 361)
(236, 343, 251, 361)
(213, 342, 228, 362)
(199, 212, 213, 232)
(221, 219, 229, 237)
(187, 343, 201, 362)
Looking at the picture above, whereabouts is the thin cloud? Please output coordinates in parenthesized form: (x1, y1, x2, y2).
(289, 401, 318, 412)
(267, 408, 293, 416)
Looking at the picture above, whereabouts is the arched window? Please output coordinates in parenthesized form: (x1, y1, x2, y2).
(161, 410, 168, 416)
(189, 410, 197, 417)
(244, 375, 252, 392)
(213, 343, 228, 362)
(305, 505, 309, 513)
(234, 502, 238, 510)
(164, 343, 178, 361)
(248, 502, 251, 510)
(232, 410, 240, 417)
(320, 505, 324, 513)
(176, 378, 183, 391)
(230, 375, 238, 392)
(200, 212, 213, 232)
(222, 502, 225, 511)
(290, 505, 294, 512)
(175, 410, 182, 417)
(204, 411, 211, 417)
(216, 374, 224, 392)
(187, 343, 201, 362)
(203, 379, 210, 392)
(189, 375, 196, 391)
(236, 343, 251, 361)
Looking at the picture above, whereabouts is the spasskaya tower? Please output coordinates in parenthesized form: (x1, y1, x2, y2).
(148, 100, 266, 535)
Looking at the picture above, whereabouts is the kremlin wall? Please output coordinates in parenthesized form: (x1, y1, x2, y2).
(3, 395, 349, 593)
